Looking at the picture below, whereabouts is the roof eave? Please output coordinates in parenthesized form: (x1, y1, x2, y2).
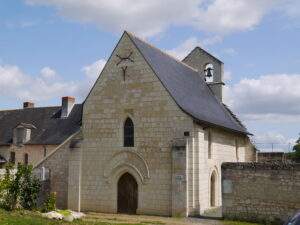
(192, 117, 252, 136)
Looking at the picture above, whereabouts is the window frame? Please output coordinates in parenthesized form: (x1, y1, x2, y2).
(24, 153, 29, 165)
(10, 152, 15, 164)
(123, 117, 134, 147)
(208, 130, 212, 159)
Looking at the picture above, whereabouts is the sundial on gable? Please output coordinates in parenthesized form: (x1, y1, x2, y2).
(116, 51, 134, 81)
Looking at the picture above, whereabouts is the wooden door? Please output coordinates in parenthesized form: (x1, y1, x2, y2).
(117, 173, 138, 214)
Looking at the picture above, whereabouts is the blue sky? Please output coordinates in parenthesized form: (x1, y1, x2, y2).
(0, 0, 299, 151)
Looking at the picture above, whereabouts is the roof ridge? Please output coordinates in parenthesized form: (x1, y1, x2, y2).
(0, 103, 82, 112)
(182, 46, 223, 64)
(126, 31, 199, 73)
(0, 105, 60, 112)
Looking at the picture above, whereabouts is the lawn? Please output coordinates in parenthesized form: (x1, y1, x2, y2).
(0, 209, 146, 225)
(0, 209, 262, 225)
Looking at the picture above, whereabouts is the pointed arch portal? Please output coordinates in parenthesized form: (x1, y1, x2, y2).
(117, 172, 138, 214)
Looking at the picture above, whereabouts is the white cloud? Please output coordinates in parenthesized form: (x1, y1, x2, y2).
(166, 35, 221, 60)
(224, 74, 300, 123)
(82, 59, 106, 82)
(25, 0, 199, 37)
(25, 0, 299, 37)
(252, 132, 296, 152)
(0, 64, 80, 103)
(192, 0, 281, 34)
(40, 66, 57, 79)
(0, 59, 106, 105)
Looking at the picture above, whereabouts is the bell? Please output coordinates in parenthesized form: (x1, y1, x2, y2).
(205, 67, 213, 78)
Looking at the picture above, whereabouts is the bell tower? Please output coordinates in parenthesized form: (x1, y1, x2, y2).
(182, 47, 224, 102)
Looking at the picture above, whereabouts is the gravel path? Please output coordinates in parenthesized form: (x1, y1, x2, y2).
(85, 212, 224, 225)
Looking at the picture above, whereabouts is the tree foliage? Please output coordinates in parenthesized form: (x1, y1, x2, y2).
(0, 164, 40, 211)
(290, 136, 300, 162)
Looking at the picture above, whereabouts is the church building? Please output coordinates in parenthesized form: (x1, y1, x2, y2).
(0, 31, 256, 216)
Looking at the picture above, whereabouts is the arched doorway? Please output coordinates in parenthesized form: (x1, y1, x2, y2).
(210, 171, 217, 207)
(117, 172, 138, 214)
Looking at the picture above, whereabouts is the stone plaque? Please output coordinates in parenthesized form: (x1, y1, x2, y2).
(223, 179, 233, 194)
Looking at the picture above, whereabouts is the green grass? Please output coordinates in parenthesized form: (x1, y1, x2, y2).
(0, 209, 262, 225)
(0, 209, 152, 225)
(57, 209, 72, 217)
(223, 220, 262, 225)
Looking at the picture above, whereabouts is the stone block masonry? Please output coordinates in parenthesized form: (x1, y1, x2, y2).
(222, 162, 300, 223)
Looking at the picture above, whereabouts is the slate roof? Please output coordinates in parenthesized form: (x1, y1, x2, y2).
(127, 32, 249, 134)
(0, 104, 82, 146)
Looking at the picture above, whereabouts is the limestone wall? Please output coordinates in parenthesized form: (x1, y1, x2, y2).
(80, 33, 194, 216)
(34, 134, 79, 209)
(0, 144, 57, 166)
(186, 125, 253, 215)
(222, 162, 300, 223)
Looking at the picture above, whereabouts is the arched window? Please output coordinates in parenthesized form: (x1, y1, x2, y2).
(210, 171, 217, 207)
(124, 117, 134, 147)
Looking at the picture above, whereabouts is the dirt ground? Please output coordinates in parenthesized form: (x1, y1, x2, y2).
(84, 212, 224, 225)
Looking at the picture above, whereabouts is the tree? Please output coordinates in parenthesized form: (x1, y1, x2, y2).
(290, 135, 300, 162)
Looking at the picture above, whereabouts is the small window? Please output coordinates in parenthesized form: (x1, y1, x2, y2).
(208, 130, 212, 159)
(24, 153, 29, 165)
(124, 117, 134, 147)
(43, 146, 47, 157)
(10, 152, 15, 164)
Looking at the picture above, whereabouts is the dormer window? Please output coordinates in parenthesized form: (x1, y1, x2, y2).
(13, 123, 36, 146)
(15, 127, 26, 145)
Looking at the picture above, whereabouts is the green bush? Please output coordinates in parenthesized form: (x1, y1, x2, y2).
(0, 164, 41, 211)
(41, 192, 56, 212)
(19, 165, 41, 210)
(0, 164, 14, 209)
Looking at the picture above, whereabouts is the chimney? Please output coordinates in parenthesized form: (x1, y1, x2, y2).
(23, 102, 34, 109)
(61, 96, 75, 118)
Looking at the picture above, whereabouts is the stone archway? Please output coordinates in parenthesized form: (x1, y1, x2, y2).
(117, 172, 138, 214)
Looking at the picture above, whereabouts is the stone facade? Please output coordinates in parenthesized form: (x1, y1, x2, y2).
(0, 144, 56, 167)
(222, 162, 300, 223)
(79, 33, 194, 216)
(33, 32, 255, 216)
(185, 125, 254, 216)
(35, 132, 81, 209)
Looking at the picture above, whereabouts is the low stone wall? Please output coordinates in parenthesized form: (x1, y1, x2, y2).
(222, 162, 300, 223)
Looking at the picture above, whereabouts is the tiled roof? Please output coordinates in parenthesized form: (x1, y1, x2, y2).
(0, 104, 82, 145)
